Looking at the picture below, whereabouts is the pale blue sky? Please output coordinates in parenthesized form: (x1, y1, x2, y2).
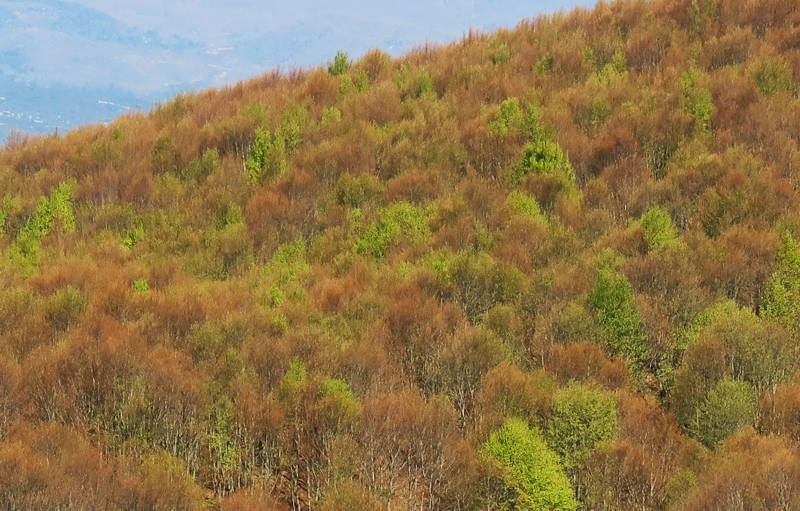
(0, 0, 593, 138)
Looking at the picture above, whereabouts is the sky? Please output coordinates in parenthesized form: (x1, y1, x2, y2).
(0, 0, 594, 140)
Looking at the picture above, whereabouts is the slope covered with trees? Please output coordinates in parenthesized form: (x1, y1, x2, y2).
(2, 0, 800, 508)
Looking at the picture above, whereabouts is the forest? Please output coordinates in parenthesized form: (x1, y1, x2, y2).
(1, 0, 800, 509)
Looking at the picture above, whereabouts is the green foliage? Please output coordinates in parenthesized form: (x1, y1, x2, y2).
(640, 206, 679, 251)
(269, 286, 286, 307)
(546, 383, 618, 468)
(6, 181, 76, 276)
(132, 279, 149, 292)
(206, 398, 240, 478)
(692, 379, 756, 448)
(754, 58, 796, 96)
(180, 148, 220, 182)
(123, 226, 145, 250)
(245, 126, 287, 184)
(511, 137, 577, 198)
(597, 48, 627, 84)
(355, 201, 431, 258)
(762, 231, 800, 332)
(321, 106, 342, 127)
(589, 265, 647, 362)
(0, 195, 22, 234)
(277, 105, 309, 154)
(688, 0, 719, 36)
(335, 173, 385, 208)
(397, 64, 437, 100)
(489, 40, 512, 65)
(318, 378, 362, 431)
(266, 239, 309, 284)
(328, 50, 351, 76)
(432, 251, 526, 322)
(482, 418, 578, 511)
(681, 67, 714, 133)
(193, 203, 253, 280)
(507, 190, 545, 222)
(534, 55, 554, 74)
(45, 286, 88, 331)
(488, 98, 526, 137)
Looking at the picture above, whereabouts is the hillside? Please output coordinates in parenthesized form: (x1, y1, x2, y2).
(1, 0, 800, 509)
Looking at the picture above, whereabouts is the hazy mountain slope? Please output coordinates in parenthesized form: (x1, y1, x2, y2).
(0, 0, 593, 139)
(1, 0, 800, 509)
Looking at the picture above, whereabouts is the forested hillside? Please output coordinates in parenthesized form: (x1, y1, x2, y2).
(2, 0, 800, 509)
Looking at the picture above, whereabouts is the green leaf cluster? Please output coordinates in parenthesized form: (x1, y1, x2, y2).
(482, 418, 578, 511)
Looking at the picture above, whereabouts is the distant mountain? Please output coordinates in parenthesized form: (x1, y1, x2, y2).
(0, 0, 591, 140)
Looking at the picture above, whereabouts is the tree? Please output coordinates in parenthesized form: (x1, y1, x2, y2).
(589, 266, 647, 363)
(546, 383, 619, 470)
(328, 51, 351, 76)
(245, 127, 288, 184)
(482, 418, 578, 511)
(692, 379, 756, 449)
(762, 230, 800, 332)
(639, 206, 678, 252)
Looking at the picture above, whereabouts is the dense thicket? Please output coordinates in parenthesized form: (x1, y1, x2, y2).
(2, 0, 800, 508)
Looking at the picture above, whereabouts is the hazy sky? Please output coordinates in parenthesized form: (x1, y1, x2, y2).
(0, 0, 594, 137)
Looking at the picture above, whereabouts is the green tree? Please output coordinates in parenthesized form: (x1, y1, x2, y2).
(6, 181, 76, 276)
(692, 379, 756, 448)
(355, 201, 431, 258)
(681, 67, 713, 133)
(640, 206, 678, 251)
(763, 231, 800, 332)
(245, 126, 287, 184)
(483, 418, 578, 511)
(546, 383, 618, 469)
(589, 266, 647, 362)
(328, 50, 351, 76)
(511, 137, 577, 198)
(754, 58, 796, 96)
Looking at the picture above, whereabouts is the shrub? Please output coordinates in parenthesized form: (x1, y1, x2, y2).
(334, 173, 384, 208)
(489, 40, 511, 65)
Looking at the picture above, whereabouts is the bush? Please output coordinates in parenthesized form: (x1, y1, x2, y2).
(763, 231, 800, 332)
